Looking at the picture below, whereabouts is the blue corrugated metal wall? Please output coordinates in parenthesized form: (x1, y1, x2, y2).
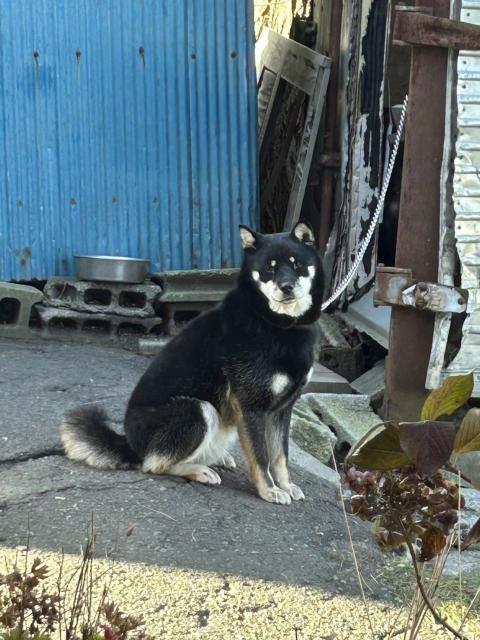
(0, 0, 258, 280)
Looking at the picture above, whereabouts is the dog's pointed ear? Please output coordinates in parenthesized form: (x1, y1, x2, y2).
(292, 221, 315, 246)
(239, 225, 261, 250)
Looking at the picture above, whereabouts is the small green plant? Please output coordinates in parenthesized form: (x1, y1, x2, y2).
(345, 372, 480, 639)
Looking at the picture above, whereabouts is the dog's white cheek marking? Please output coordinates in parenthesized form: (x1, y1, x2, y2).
(258, 279, 275, 298)
(252, 270, 260, 281)
(271, 373, 290, 395)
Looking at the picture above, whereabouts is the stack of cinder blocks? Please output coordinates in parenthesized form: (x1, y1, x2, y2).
(0, 269, 239, 345)
(38, 277, 164, 342)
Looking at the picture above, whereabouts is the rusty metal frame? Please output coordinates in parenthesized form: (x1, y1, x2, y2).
(383, 0, 480, 417)
(383, 0, 450, 421)
(374, 265, 468, 312)
(255, 28, 331, 231)
(393, 10, 480, 49)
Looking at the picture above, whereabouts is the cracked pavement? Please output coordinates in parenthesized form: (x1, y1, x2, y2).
(0, 337, 395, 597)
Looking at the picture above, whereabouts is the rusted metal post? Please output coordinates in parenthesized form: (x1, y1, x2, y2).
(383, 0, 450, 421)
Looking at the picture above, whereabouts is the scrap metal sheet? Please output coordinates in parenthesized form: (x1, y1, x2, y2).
(440, 1, 480, 394)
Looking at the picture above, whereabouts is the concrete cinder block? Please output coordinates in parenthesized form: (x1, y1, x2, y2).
(44, 277, 163, 318)
(159, 301, 210, 335)
(302, 392, 382, 448)
(289, 440, 340, 486)
(137, 337, 170, 355)
(153, 268, 238, 303)
(0, 282, 43, 338)
(351, 360, 385, 407)
(36, 305, 163, 343)
(316, 314, 350, 349)
(315, 315, 365, 383)
(458, 452, 480, 490)
(304, 363, 351, 394)
(150, 269, 239, 334)
(291, 395, 337, 464)
(318, 343, 365, 383)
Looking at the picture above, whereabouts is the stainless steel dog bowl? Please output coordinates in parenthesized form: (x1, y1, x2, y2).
(74, 255, 150, 283)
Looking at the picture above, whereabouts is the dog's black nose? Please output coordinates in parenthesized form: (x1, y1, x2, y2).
(279, 282, 294, 295)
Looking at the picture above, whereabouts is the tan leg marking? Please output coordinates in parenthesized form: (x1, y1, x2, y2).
(272, 453, 305, 501)
(238, 424, 291, 505)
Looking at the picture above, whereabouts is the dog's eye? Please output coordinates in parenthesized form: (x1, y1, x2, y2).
(289, 256, 300, 268)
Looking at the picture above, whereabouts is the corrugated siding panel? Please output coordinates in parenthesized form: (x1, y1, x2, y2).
(0, 0, 258, 281)
(442, 1, 480, 394)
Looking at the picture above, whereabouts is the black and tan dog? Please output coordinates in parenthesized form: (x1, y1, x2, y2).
(61, 221, 324, 504)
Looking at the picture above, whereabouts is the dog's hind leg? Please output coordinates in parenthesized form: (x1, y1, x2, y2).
(200, 425, 237, 469)
(128, 398, 224, 486)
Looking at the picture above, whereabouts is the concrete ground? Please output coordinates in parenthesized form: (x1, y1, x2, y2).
(2, 545, 477, 640)
(0, 337, 479, 638)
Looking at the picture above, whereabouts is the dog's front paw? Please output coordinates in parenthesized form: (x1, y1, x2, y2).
(287, 483, 305, 501)
(190, 465, 222, 485)
(259, 486, 292, 505)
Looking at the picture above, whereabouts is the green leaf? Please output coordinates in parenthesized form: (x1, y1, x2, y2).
(421, 373, 473, 421)
(347, 423, 411, 470)
(454, 408, 480, 453)
(398, 421, 456, 476)
(462, 516, 480, 551)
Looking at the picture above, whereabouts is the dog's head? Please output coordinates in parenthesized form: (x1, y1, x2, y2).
(239, 221, 323, 323)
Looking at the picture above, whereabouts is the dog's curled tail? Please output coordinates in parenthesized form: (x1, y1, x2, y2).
(60, 405, 139, 470)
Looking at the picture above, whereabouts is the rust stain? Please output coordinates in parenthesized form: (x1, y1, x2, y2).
(33, 49, 40, 94)
(112, 195, 118, 204)
(70, 198, 77, 206)
(17, 199, 23, 208)
(23, 247, 31, 258)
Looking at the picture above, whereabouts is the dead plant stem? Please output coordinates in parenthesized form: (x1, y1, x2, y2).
(329, 442, 377, 640)
(398, 519, 471, 640)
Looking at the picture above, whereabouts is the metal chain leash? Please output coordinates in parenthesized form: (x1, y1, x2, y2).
(321, 94, 409, 311)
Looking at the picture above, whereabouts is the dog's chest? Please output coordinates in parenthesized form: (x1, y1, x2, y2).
(234, 326, 314, 401)
(268, 351, 313, 403)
